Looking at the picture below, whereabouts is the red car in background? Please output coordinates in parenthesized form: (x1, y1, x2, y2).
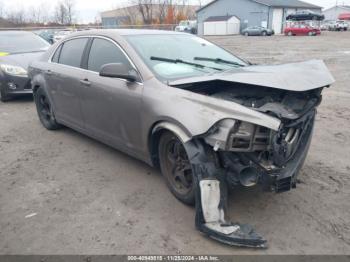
(284, 24, 321, 36)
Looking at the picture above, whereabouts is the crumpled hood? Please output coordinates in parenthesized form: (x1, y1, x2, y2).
(0, 52, 45, 70)
(169, 60, 335, 92)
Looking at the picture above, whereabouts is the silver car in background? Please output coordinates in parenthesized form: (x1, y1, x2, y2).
(242, 26, 274, 36)
(28, 29, 334, 248)
(175, 20, 197, 34)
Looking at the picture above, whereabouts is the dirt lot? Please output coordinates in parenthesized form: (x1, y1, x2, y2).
(0, 31, 350, 255)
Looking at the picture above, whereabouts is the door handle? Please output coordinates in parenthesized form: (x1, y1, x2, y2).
(80, 79, 91, 86)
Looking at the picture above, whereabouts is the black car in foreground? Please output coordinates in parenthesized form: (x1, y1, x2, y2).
(286, 10, 325, 21)
(0, 31, 49, 102)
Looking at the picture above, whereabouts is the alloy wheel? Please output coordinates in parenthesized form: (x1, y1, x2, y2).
(163, 137, 193, 195)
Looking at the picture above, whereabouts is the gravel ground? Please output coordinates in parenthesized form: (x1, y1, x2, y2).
(0, 31, 349, 255)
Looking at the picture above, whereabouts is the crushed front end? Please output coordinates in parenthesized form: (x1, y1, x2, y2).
(215, 108, 316, 193)
(180, 81, 326, 248)
(193, 82, 323, 194)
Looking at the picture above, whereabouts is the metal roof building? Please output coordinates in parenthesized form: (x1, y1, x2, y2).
(196, 0, 322, 35)
(322, 5, 350, 21)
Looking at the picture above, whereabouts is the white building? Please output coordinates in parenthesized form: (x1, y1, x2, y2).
(203, 15, 241, 35)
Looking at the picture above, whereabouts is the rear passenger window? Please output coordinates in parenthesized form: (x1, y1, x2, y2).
(87, 38, 131, 72)
(58, 38, 88, 68)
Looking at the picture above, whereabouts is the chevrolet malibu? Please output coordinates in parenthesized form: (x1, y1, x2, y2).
(28, 29, 334, 248)
(0, 31, 50, 101)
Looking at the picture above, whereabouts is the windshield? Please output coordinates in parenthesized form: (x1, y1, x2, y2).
(126, 34, 247, 81)
(0, 32, 50, 54)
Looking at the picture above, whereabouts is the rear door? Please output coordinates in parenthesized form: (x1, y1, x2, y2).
(46, 37, 89, 129)
(79, 37, 144, 154)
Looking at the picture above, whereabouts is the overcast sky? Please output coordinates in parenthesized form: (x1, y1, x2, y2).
(2, 0, 350, 23)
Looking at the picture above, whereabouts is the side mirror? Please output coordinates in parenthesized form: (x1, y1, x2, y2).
(99, 63, 137, 82)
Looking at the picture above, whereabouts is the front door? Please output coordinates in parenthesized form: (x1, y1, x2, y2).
(79, 37, 144, 154)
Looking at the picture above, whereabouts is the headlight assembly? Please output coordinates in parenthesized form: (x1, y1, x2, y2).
(0, 64, 28, 77)
(204, 119, 271, 152)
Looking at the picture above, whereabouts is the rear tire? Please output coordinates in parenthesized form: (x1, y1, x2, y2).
(244, 32, 249, 36)
(262, 31, 267, 36)
(158, 131, 195, 205)
(287, 31, 293, 36)
(34, 87, 61, 130)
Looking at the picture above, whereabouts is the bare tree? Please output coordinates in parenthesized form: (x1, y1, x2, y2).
(54, 0, 75, 25)
(6, 8, 26, 25)
(55, 1, 67, 24)
(157, 0, 168, 23)
(28, 6, 42, 24)
(0, 0, 4, 18)
(131, 0, 155, 24)
(64, 0, 75, 25)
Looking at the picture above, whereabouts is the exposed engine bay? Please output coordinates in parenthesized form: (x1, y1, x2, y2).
(178, 80, 322, 120)
(174, 79, 326, 248)
(174, 80, 322, 192)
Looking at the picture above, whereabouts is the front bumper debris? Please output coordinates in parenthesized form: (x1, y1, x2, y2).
(183, 110, 315, 248)
(184, 140, 267, 248)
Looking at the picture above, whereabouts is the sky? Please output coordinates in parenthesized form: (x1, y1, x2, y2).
(1, 0, 350, 23)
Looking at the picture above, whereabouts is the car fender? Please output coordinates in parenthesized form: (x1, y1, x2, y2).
(30, 69, 57, 112)
(142, 78, 282, 148)
(30, 69, 48, 93)
(152, 121, 192, 143)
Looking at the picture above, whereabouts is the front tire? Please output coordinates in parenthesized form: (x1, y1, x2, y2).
(34, 87, 61, 130)
(159, 132, 195, 205)
(0, 88, 10, 102)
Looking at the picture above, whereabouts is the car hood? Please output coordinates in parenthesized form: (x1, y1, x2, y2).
(169, 60, 335, 92)
(0, 51, 46, 69)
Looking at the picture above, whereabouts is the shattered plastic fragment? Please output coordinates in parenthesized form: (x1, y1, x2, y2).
(184, 139, 267, 248)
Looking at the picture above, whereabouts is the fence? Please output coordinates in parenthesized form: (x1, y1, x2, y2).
(0, 24, 178, 31)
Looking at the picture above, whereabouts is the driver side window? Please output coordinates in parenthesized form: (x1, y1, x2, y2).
(87, 38, 132, 73)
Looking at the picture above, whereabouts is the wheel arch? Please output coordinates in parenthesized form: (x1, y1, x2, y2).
(31, 73, 47, 94)
(148, 121, 192, 168)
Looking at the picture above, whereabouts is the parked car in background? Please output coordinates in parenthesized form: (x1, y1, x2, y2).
(320, 21, 331, 30)
(0, 31, 49, 101)
(284, 24, 321, 36)
(29, 29, 334, 248)
(328, 20, 348, 31)
(33, 29, 55, 44)
(286, 10, 325, 21)
(242, 26, 274, 36)
(175, 20, 197, 34)
(53, 29, 75, 43)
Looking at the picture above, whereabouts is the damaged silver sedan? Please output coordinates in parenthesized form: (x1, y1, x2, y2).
(28, 30, 335, 248)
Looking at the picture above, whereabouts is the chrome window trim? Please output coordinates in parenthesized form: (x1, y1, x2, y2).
(47, 35, 143, 85)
